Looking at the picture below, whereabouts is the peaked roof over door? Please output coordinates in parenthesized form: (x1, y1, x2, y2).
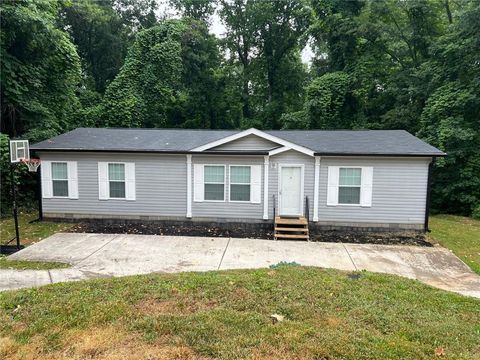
(31, 127, 446, 156)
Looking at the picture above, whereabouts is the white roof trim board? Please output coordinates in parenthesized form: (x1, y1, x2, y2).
(192, 128, 315, 157)
(268, 146, 291, 156)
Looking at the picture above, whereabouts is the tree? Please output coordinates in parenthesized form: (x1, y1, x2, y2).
(0, 0, 81, 141)
(220, 0, 257, 120)
(220, 0, 310, 128)
(169, 0, 216, 23)
(253, 0, 311, 128)
(102, 20, 185, 128)
(310, 0, 365, 73)
(58, 0, 129, 94)
(418, 1, 480, 216)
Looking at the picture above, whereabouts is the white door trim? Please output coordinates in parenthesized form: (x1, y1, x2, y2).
(278, 164, 304, 216)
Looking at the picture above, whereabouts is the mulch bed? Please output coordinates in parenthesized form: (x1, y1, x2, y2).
(309, 231, 432, 246)
(70, 222, 274, 240)
(69, 222, 432, 246)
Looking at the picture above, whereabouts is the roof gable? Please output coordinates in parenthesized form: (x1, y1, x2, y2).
(210, 134, 279, 151)
(192, 128, 315, 156)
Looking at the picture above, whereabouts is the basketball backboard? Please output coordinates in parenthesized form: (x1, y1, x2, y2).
(9, 140, 29, 163)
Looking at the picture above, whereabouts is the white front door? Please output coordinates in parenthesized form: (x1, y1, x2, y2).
(279, 166, 303, 216)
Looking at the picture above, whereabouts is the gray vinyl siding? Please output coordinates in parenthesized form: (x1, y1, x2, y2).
(318, 157, 430, 224)
(212, 135, 278, 150)
(39, 152, 187, 217)
(39, 150, 430, 226)
(191, 155, 264, 219)
(268, 151, 315, 220)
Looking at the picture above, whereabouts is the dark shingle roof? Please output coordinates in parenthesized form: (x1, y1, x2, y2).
(265, 130, 445, 156)
(31, 128, 445, 156)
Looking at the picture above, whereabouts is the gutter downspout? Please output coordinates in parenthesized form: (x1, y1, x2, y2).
(424, 157, 435, 232)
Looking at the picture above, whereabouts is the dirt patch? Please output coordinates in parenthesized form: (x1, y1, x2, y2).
(1, 327, 210, 360)
(310, 230, 431, 246)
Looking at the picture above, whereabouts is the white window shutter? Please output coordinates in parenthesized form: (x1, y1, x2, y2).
(361, 167, 373, 207)
(327, 166, 339, 206)
(250, 165, 262, 204)
(193, 164, 204, 202)
(125, 162, 136, 200)
(41, 161, 53, 198)
(98, 162, 108, 200)
(67, 161, 78, 199)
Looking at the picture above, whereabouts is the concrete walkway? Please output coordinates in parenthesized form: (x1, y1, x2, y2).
(2, 233, 479, 298)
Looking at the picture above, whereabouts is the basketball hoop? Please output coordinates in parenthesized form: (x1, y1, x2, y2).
(21, 158, 41, 172)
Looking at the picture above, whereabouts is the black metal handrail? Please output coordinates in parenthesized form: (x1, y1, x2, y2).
(273, 194, 276, 219)
(305, 196, 310, 223)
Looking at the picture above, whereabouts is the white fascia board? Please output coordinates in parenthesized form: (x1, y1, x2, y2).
(268, 146, 291, 156)
(191, 128, 315, 157)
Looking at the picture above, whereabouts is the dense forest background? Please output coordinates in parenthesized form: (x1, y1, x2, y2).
(1, 0, 479, 218)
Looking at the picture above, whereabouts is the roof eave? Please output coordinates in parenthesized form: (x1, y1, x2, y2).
(313, 152, 447, 157)
(31, 148, 269, 156)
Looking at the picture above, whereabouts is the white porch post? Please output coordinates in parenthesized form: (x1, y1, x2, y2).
(186, 154, 192, 218)
(263, 155, 269, 220)
(313, 156, 321, 222)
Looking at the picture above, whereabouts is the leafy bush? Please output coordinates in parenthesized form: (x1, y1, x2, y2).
(472, 205, 480, 220)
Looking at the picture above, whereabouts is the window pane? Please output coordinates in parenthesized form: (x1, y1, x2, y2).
(339, 168, 361, 186)
(231, 166, 250, 184)
(109, 181, 125, 198)
(204, 183, 224, 200)
(52, 162, 68, 180)
(109, 163, 125, 181)
(339, 187, 360, 204)
(53, 180, 68, 197)
(230, 184, 250, 201)
(204, 166, 224, 183)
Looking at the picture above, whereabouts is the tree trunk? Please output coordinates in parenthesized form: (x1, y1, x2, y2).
(444, 0, 453, 24)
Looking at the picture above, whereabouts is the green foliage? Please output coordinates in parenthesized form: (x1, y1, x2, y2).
(102, 21, 185, 128)
(169, 0, 216, 23)
(0, 0, 81, 139)
(472, 206, 480, 221)
(220, 0, 310, 127)
(305, 72, 353, 129)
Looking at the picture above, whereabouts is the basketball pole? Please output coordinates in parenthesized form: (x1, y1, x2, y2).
(37, 164, 43, 221)
(10, 162, 20, 249)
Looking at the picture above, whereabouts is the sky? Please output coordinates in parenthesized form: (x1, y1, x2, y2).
(156, 1, 314, 64)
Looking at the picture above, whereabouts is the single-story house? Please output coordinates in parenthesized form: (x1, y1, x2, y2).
(31, 127, 445, 235)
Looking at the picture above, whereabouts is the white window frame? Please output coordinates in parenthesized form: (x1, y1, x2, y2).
(51, 161, 69, 198)
(337, 167, 362, 206)
(107, 162, 127, 200)
(229, 165, 252, 203)
(203, 164, 226, 202)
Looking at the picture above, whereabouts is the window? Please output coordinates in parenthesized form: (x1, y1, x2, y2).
(52, 162, 69, 197)
(338, 168, 361, 204)
(230, 166, 251, 201)
(108, 163, 126, 198)
(204, 165, 225, 201)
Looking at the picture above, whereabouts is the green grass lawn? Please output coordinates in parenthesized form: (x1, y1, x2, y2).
(1, 267, 479, 359)
(0, 211, 72, 247)
(0, 257, 69, 270)
(429, 215, 480, 274)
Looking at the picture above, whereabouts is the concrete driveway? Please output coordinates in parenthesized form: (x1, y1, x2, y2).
(2, 233, 479, 298)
